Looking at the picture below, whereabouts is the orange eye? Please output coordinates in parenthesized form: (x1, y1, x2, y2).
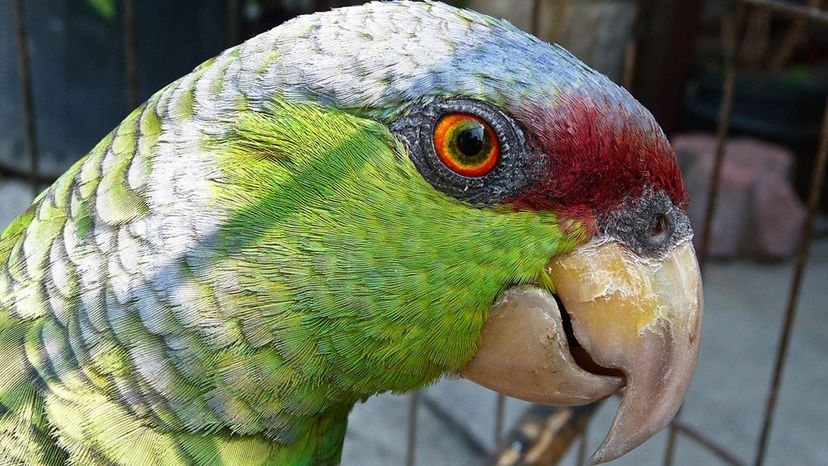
(433, 113, 500, 177)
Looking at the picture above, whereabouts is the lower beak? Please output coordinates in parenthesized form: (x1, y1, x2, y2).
(461, 239, 703, 464)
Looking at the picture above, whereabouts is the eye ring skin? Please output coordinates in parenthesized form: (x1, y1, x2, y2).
(390, 98, 541, 206)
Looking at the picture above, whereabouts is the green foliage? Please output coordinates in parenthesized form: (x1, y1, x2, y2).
(85, 0, 116, 20)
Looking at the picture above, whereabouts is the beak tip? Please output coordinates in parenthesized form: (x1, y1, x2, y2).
(549, 239, 703, 464)
(587, 440, 634, 465)
(586, 455, 604, 466)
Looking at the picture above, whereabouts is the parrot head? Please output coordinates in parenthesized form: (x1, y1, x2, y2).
(191, 1, 704, 463)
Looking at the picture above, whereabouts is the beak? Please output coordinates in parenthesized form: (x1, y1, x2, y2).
(460, 285, 624, 405)
(461, 239, 702, 464)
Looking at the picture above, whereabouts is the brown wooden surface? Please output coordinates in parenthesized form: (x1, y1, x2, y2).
(489, 403, 599, 466)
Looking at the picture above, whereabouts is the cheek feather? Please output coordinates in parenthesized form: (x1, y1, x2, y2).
(509, 91, 686, 217)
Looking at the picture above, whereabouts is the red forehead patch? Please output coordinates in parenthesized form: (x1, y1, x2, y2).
(509, 90, 686, 225)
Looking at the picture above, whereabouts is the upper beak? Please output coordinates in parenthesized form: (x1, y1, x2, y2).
(461, 239, 703, 464)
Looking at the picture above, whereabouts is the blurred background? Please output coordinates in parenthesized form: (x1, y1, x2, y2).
(1, 0, 827, 464)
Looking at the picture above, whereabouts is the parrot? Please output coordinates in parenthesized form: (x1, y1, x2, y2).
(0, 1, 703, 465)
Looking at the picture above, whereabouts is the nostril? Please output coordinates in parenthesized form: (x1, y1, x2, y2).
(649, 212, 673, 245)
(600, 193, 687, 256)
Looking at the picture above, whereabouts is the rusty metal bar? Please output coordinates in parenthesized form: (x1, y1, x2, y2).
(12, 0, 39, 195)
(418, 394, 488, 456)
(0, 164, 54, 186)
(405, 391, 420, 466)
(754, 94, 828, 466)
(122, 0, 139, 110)
(673, 422, 747, 466)
(227, 0, 241, 46)
(698, 13, 740, 273)
(495, 394, 506, 448)
(622, 40, 637, 90)
(768, 0, 823, 71)
(662, 422, 681, 466)
(530, 0, 543, 37)
(739, 0, 828, 24)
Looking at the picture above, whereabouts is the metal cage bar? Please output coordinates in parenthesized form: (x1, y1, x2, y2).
(12, 0, 38, 196)
(742, 0, 828, 24)
(227, 0, 241, 46)
(122, 0, 138, 110)
(672, 422, 746, 466)
(754, 82, 828, 466)
(405, 391, 421, 466)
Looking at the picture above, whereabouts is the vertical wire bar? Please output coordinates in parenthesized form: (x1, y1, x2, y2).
(663, 8, 742, 466)
(494, 394, 505, 448)
(405, 391, 421, 466)
(531, 0, 544, 37)
(739, 0, 828, 24)
(227, 0, 241, 46)
(12, 0, 39, 196)
(122, 0, 139, 110)
(672, 422, 746, 466)
(698, 12, 740, 273)
(576, 419, 589, 466)
(622, 40, 637, 90)
(754, 95, 828, 466)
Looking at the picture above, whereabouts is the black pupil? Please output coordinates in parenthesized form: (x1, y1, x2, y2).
(456, 124, 485, 157)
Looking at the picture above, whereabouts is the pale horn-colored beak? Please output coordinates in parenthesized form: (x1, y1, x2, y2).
(461, 239, 702, 465)
(461, 285, 624, 405)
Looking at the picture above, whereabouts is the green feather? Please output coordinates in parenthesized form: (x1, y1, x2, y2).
(208, 97, 583, 406)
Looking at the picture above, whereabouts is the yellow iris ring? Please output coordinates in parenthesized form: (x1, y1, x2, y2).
(433, 113, 500, 177)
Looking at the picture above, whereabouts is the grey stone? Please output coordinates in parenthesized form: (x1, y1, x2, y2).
(674, 134, 807, 260)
